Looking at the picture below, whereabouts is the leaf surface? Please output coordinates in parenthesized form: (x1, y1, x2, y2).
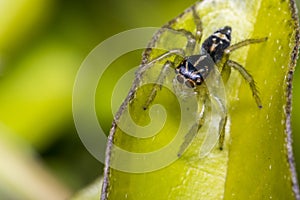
(102, 0, 300, 199)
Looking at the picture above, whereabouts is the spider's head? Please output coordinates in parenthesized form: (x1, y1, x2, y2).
(201, 26, 232, 63)
(175, 58, 204, 88)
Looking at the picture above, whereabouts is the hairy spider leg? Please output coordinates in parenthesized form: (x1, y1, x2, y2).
(221, 37, 268, 108)
(163, 5, 203, 56)
(140, 48, 185, 72)
(143, 5, 203, 110)
(177, 90, 209, 157)
(177, 81, 227, 155)
(143, 60, 175, 110)
(213, 37, 267, 149)
(210, 94, 227, 150)
(226, 60, 262, 108)
(225, 38, 268, 54)
(191, 5, 203, 43)
(166, 28, 197, 56)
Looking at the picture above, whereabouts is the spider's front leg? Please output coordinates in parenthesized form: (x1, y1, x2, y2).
(143, 59, 176, 110)
(143, 6, 203, 110)
(177, 89, 209, 157)
(142, 50, 185, 110)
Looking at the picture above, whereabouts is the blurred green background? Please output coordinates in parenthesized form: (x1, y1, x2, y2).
(0, 0, 299, 200)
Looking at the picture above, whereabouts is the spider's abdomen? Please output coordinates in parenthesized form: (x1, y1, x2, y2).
(175, 54, 213, 88)
(201, 26, 232, 63)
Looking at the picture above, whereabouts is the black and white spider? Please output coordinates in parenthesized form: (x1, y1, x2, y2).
(142, 5, 267, 156)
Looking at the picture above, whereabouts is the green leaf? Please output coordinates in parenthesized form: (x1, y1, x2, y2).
(102, 0, 300, 199)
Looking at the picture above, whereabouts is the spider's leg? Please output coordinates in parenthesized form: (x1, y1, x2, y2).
(162, 5, 203, 55)
(177, 94, 208, 157)
(209, 93, 227, 150)
(181, 89, 227, 155)
(162, 27, 197, 56)
(225, 37, 268, 54)
(143, 5, 203, 110)
(226, 60, 262, 108)
(140, 48, 184, 71)
(219, 60, 231, 84)
(218, 113, 227, 150)
(191, 4, 203, 43)
(142, 49, 185, 110)
(143, 60, 175, 110)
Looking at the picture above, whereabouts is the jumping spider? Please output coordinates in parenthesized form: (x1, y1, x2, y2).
(142, 5, 267, 156)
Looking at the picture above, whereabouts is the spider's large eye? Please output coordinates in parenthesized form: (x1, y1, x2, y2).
(185, 79, 196, 88)
(176, 74, 185, 84)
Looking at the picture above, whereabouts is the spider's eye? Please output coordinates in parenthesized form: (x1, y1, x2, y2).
(185, 79, 196, 88)
(176, 74, 185, 84)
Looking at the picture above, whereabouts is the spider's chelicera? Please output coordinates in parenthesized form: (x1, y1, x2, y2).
(143, 5, 267, 155)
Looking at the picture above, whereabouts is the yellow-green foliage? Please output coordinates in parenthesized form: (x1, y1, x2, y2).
(102, 1, 299, 200)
